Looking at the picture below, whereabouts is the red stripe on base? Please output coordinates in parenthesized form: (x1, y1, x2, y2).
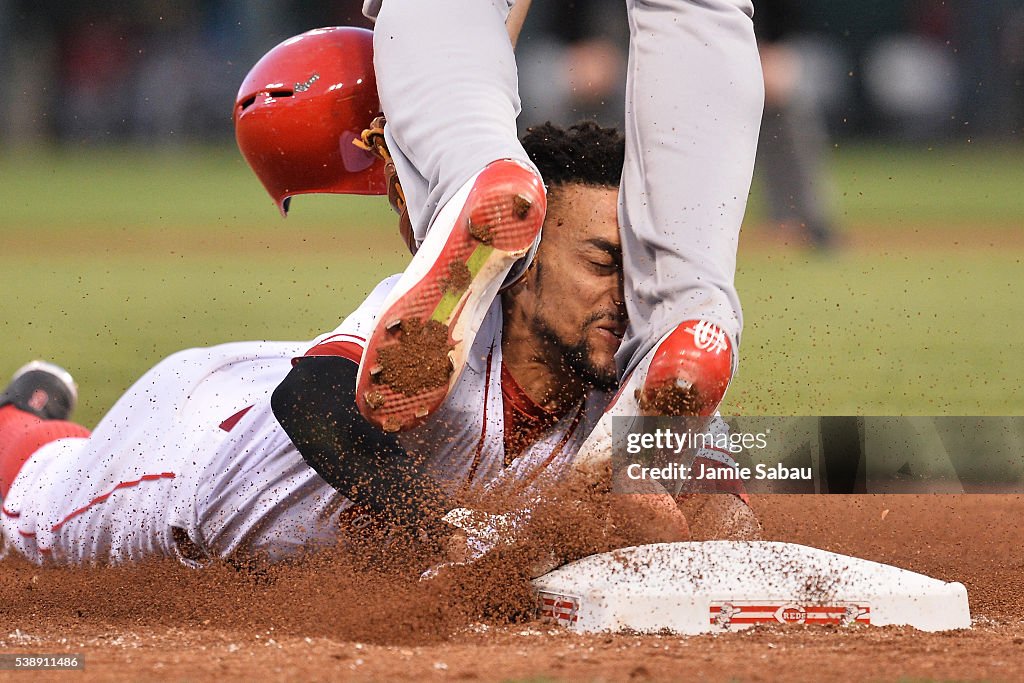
(710, 605, 872, 614)
(711, 615, 871, 625)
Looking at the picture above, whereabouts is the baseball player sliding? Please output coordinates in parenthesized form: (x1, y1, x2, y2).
(349, 0, 764, 532)
(0, 21, 760, 568)
(354, 0, 762, 432)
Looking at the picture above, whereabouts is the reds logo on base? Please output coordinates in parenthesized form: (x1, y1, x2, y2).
(709, 601, 871, 630)
(538, 592, 580, 625)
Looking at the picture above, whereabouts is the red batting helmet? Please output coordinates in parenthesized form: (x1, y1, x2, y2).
(235, 26, 386, 215)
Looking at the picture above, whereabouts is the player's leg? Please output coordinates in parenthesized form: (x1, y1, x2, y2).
(618, 0, 762, 382)
(356, 0, 546, 433)
(3, 346, 293, 565)
(573, 0, 763, 477)
(758, 100, 837, 249)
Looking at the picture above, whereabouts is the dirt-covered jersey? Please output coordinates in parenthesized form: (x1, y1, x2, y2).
(1, 276, 610, 565)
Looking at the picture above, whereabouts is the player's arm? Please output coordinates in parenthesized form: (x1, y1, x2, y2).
(506, 0, 532, 48)
(676, 493, 762, 541)
(673, 417, 762, 540)
(356, 0, 533, 256)
(673, 453, 761, 540)
(271, 355, 449, 536)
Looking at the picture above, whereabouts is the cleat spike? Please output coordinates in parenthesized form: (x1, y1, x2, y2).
(512, 193, 532, 219)
(384, 318, 402, 332)
(468, 218, 494, 244)
(364, 390, 386, 410)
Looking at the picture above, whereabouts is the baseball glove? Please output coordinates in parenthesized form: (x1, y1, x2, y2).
(354, 116, 417, 255)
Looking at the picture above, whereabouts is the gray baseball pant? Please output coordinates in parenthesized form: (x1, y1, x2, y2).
(366, 0, 763, 376)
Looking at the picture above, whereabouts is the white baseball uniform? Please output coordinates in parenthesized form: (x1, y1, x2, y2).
(365, 0, 763, 375)
(0, 276, 611, 566)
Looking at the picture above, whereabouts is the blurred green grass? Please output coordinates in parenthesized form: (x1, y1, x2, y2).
(1, 143, 1022, 424)
(4, 143, 1022, 232)
(823, 142, 1024, 226)
(733, 250, 1024, 415)
(0, 146, 398, 240)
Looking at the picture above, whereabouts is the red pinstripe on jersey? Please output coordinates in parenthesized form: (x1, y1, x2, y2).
(50, 472, 177, 533)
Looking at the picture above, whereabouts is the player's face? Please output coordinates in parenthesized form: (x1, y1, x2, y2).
(521, 182, 625, 390)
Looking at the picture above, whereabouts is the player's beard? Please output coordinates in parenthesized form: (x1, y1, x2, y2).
(536, 313, 620, 393)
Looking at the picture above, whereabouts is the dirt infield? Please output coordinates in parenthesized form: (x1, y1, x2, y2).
(1, 494, 1022, 682)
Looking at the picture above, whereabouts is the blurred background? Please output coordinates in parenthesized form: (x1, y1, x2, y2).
(1, 1, 1022, 423)
(2, 0, 1022, 145)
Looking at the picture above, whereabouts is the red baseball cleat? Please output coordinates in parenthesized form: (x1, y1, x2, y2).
(571, 320, 735, 481)
(357, 159, 546, 432)
(636, 320, 734, 417)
